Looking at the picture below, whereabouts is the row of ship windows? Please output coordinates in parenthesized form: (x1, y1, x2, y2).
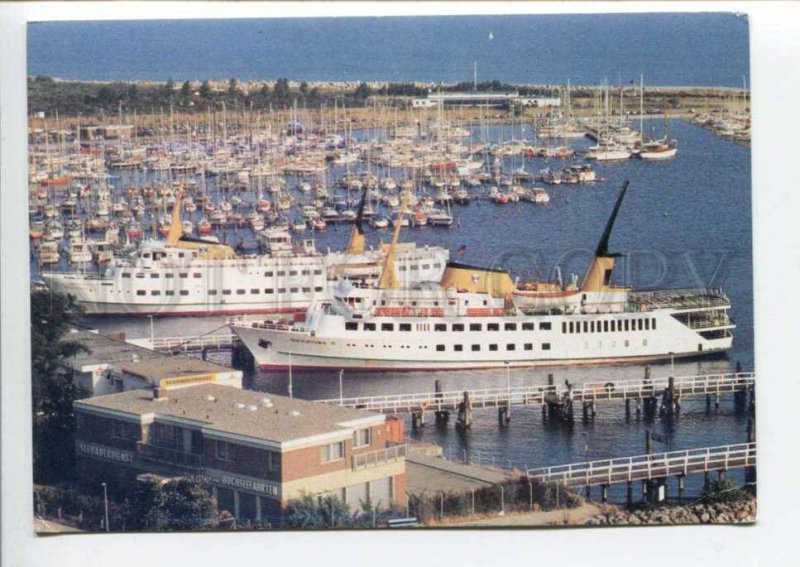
(135, 286, 324, 296)
(436, 343, 551, 352)
(562, 318, 657, 334)
(122, 268, 324, 279)
(397, 263, 441, 271)
(344, 322, 553, 332)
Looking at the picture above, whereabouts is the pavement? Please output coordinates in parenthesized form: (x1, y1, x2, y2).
(405, 454, 514, 495)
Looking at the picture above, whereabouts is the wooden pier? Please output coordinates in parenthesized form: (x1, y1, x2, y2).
(526, 442, 757, 504)
(128, 333, 240, 356)
(316, 372, 755, 426)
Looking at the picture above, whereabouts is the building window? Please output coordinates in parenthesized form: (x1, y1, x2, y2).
(215, 440, 236, 462)
(542, 343, 551, 351)
(436, 345, 445, 352)
(381, 323, 394, 331)
(489, 344, 498, 351)
(540, 322, 552, 331)
(452, 324, 465, 332)
(353, 429, 371, 448)
(454, 344, 463, 352)
(434, 324, 447, 332)
(523, 322, 534, 331)
(487, 323, 499, 331)
(321, 441, 345, 463)
(266, 450, 281, 472)
(153, 423, 179, 449)
(345, 322, 358, 331)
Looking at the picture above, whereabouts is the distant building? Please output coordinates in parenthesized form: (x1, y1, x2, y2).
(74, 384, 407, 523)
(517, 96, 562, 108)
(62, 331, 242, 397)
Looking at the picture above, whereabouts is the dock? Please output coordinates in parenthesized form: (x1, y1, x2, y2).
(316, 372, 755, 427)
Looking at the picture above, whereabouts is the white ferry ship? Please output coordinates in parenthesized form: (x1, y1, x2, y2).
(40, 192, 448, 316)
(232, 182, 734, 371)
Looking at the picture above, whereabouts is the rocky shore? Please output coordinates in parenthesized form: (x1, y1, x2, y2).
(586, 497, 757, 526)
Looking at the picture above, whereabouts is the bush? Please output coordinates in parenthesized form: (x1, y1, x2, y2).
(702, 479, 749, 503)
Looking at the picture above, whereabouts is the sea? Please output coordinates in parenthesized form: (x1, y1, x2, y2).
(29, 14, 753, 503)
(28, 13, 749, 87)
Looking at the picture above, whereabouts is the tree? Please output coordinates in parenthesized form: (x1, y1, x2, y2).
(354, 81, 372, 99)
(227, 78, 240, 102)
(199, 80, 213, 101)
(299, 81, 309, 96)
(285, 494, 353, 528)
(163, 77, 176, 100)
(180, 80, 192, 101)
(273, 78, 291, 106)
(142, 476, 217, 531)
(31, 290, 87, 482)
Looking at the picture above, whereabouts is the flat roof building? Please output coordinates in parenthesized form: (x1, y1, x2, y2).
(74, 384, 406, 524)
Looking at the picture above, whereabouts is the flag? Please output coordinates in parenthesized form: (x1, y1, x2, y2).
(457, 245, 467, 256)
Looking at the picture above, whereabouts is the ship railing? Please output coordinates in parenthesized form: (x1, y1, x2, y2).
(352, 444, 407, 471)
(629, 288, 730, 311)
(526, 442, 756, 487)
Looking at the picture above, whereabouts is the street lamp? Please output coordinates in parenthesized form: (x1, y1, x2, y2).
(101, 482, 109, 533)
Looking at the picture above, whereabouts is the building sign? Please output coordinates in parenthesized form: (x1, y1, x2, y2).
(204, 469, 280, 499)
(76, 441, 134, 464)
(160, 373, 216, 389)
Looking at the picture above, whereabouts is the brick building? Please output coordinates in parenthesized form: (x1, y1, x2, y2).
(74, 384, 406, 523)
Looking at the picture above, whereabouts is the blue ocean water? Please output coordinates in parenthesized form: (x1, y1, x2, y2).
(27, 13, 749, 86)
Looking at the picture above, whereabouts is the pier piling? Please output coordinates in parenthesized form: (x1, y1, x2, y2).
(626, 482, 634, 508)
(455, 391, 473, 430)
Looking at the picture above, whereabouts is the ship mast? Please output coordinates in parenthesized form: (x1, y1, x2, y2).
(377, 188, 411, 290)
(165, 184, 184, 246)
(345, 185, 369, 255)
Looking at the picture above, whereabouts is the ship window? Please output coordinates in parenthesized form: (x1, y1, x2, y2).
(399, 324, 412, 332)
(122, 273, 131, 278)
(150, 290, 160, 296)
(489, 344, 498, 351)
(265, 271, 273, 277)
(434, 324, 447, 332)
(410, 265, 419, 271)
(590, 322, 595, 333)
(179, 273, 188, 278)
(470, 324, 482, 332)
(472, 345, 481, 351)
(178, 252, 185, 258)
(434, 263, 441, 268)
(251, 289, 260, 294)
(583, 321, 589, 333)
(506, 344, 516, 351)
(604, 321, 609, 332)
(209, 290, 217, 295)
(610, 320, 616, 332)
(381, 323, 394, 331)
(277, 271, 285, 276)
(278, 288, 286, 293)
(504, 323, 517, 331)
(222, 290, 231, 295)
(624, 340, 630, 347)
(569, 322, 574, 333)
(345, 322, 358, 331)
(364, 323, 376, 331)
(436, 345, 445, 352)
(150, 273, 159, 279)
(645, 319, 650, 330)
(164, 273, 174, 279)
(540, 322, 551, 331)
(301, 269, 310, 276)
(236, 289, 246, 295)
(143, 253, 151, 259)
(487, 323, 499, 331)
(180, 290, 189, 296)
(576, 322, 581, 334)
(136, 290, 145, 296)
(313, 269, 322, 275)
(265, 289, 274, 294)
(624, 320, 629, 332)
(652, 318, 656, 330)
(452, 324, 464, 332)
(483, 300, 488, 306)
(643, 339, 648, 346)
(399, 266, 407, 271)
(135, 273, 145, 279)
(165, 290, 174, 296)
(302, 287, 311, 293)
(524, 343, 533, 351)
(193, 273, 202, 278)
(290, 287, 298, 293)
(314, 286, 323, 292)
(290, 270, 298, 276)
(422, 264, 430, 270)
(522, 322, 534, 331)
(562, 322, 567, 333)
(542, 343, 551, 351)
(454, 344, 463, 352)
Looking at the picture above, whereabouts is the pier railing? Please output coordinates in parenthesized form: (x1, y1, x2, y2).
(352, 444, 407, 471)
(317, 372, 754, 414)
(525, 442, 756, 487)
(128, 333, 239, 352)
